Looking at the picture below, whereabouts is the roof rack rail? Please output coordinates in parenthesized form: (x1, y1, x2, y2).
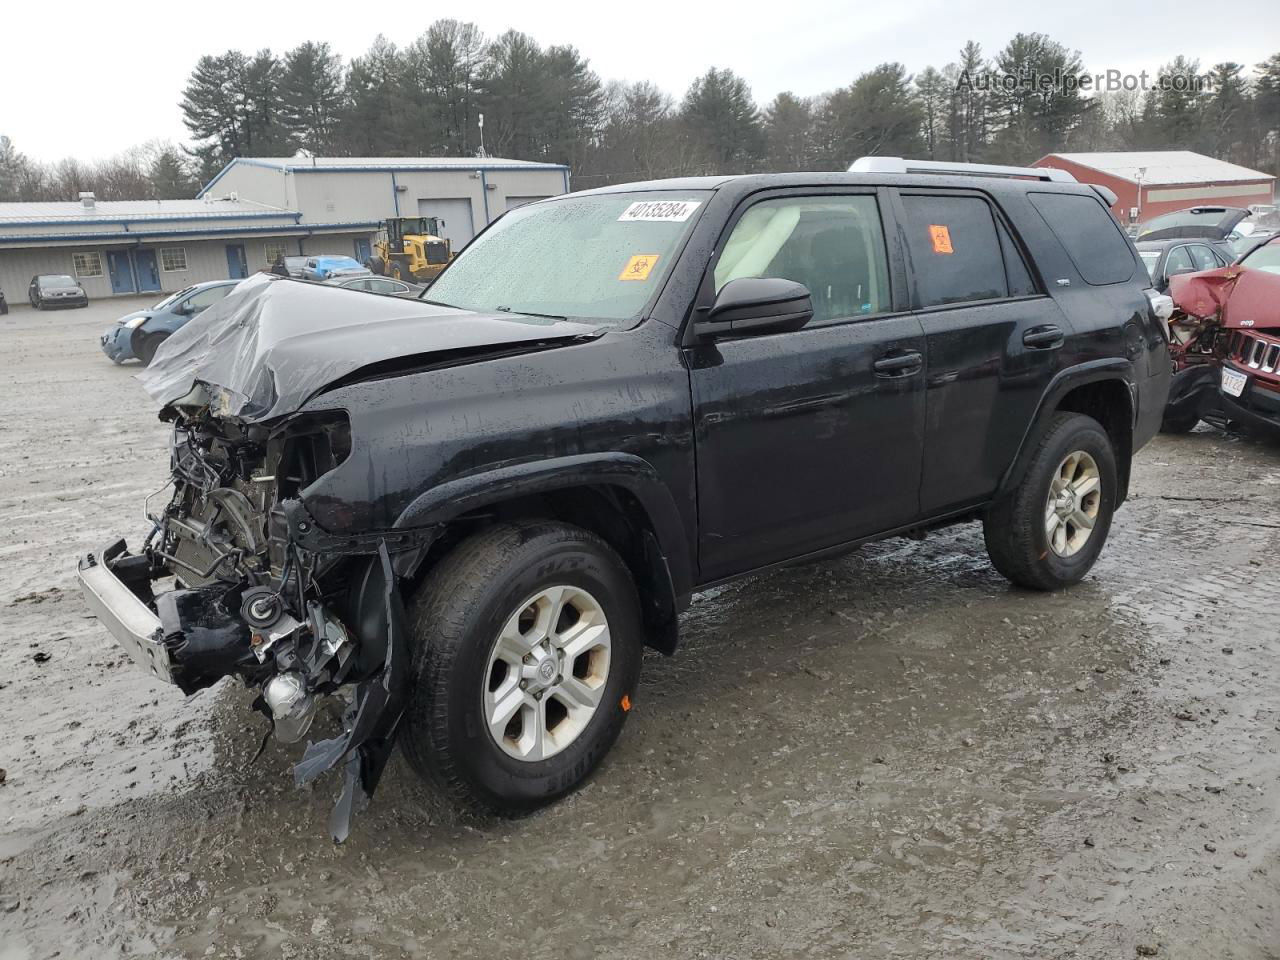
(849, 156, 1077, 184)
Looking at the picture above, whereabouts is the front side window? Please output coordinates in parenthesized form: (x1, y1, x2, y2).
(714, 195, 891, 323)
(1164, 246, 1194, 277)
(1030, 192, 1136, 285)
(160, 247, 188, 272)
(186, 285, 232, 311)
(426, 190, 710, 324)
(1189, 245, 1219, 271)
(901, 195, 1007, 306)
(72, 252, 103, 278)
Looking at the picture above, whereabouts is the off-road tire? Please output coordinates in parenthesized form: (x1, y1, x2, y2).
(136, 332, 169, 366)
(400, 521, 644, 815)
(389, 259, 413, 283)
(983, 412, 1118, 591)
(366, 255, 385, 275)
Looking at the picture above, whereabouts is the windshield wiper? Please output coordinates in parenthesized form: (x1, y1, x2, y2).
(495, 305, 568, 321)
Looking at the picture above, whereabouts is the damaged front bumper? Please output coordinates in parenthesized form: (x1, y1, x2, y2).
(77, 510, 420, 842)
(77, 540, 173, 683)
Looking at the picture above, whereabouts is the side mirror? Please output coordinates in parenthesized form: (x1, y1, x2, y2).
(694, 277, 814, 339)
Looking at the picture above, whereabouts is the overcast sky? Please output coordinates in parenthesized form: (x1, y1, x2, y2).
(3, 0, 1278, 164)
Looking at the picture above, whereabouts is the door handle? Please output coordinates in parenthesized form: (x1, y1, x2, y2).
(1023, 325, 1065, 349)
(873, 350, 923, 376)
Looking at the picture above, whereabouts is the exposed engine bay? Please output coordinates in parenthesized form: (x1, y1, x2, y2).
(96, 389, 415, 841)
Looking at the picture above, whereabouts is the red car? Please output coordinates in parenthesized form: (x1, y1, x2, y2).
(1163, 236, 1280, 434)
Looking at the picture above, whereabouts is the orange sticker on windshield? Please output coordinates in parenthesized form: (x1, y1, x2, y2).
(619, 254, 660, 281)
(929, 225, 953, 254)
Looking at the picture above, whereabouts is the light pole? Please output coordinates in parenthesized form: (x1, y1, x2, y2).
(477, 113, 486, 159)
(1136, 166, 1146, 224)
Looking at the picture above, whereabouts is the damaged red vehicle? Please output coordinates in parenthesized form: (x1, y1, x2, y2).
(1162, 236, 1280, 435)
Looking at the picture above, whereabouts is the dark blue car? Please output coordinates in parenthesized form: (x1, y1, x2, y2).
(100, 280, 239, 365)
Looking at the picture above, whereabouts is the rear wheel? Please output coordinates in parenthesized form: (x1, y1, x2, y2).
(984, 412, 1118, 591)
(401, 521, 643, 815)
(136, 332, 169, 366)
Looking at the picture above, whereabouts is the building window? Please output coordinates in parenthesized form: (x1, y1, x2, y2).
(72, 252, 103, 278)
(160, 247, 188, 272)
(264, 242, 287, 265)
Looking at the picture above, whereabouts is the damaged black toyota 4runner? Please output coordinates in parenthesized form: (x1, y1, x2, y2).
(78, 158, 1171, 840)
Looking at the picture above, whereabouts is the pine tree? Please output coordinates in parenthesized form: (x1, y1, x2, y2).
(280, 41, 345, 155)
(763, 93, 816, 171)
(814, 63, 923, 166)
(679, 67, 764, 173)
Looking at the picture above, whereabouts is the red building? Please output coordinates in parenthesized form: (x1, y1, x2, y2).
(1034, 151, 1275, 225)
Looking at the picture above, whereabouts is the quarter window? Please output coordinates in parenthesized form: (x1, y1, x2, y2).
(714, 195, 891, 323)
(160, 247, 188, 272)
(72, 252, 103, 278)
(1029, 192, 1136, 285)
(901, 195, 1008, 306)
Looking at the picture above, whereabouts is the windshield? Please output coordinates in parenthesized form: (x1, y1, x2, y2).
(1241, 240, 1280, 275)
(42, 275, 78, 289)
(1139, 251, 1161, 280)
(426, 190, 710, 323)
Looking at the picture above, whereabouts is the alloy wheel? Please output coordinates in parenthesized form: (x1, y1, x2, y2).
(482, 585, 612, 761)
(1044, 450, 1102, 558)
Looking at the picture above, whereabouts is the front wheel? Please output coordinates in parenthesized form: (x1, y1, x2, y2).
(136, 332, 169, 366)
(984, 412, 1118, 591)
(401, 521, 643, 815)
(1160, 409, 1200, 434)
(389, 259, 413, 283)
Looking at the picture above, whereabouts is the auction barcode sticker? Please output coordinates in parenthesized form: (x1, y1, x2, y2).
(618, 200, 702, 222)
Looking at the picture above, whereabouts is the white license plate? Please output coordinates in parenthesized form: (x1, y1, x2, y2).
(1221, 367, 1248, 398)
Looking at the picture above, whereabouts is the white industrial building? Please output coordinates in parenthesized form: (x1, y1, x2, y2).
(0, 156, 569, 302)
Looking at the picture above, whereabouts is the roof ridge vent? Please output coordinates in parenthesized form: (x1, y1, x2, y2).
(79, 192, 96, 210)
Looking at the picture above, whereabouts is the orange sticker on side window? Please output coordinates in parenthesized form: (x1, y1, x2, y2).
(619, 254, 660, 281)
(929, 224, 953, 254)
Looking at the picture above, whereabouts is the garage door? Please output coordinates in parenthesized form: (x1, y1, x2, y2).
(505, 196, 551, 212)
(417, 198, 475, 249)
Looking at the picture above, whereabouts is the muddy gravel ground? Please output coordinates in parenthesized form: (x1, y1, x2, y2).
(1, 298, 1278, 960)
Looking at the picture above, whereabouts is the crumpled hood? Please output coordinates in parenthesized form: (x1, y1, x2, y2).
(137, 274, 605, 422)
(1169, 266, 1280, 330)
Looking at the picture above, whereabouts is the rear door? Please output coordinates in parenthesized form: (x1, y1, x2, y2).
(686, 188, 927, 581)
(892, 189, 1071, 515)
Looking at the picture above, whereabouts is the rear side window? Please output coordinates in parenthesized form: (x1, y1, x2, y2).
(901, 195, 1007, 306)
(1030, 192, 1136, 285)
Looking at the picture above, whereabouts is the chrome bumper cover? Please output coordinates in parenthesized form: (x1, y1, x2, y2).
(77, 540, 175, 684)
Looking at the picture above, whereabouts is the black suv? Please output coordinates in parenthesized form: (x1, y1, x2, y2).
(78, 158, 1171, 839)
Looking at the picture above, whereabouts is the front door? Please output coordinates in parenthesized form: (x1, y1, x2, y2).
(354, 238, 372, 263)
(134, 249, 161, 293)
(895, 189, 1070, 515)
(225, 244, 248, 279)
(106, 250, 135, 294)
(687, 191, 927, 581)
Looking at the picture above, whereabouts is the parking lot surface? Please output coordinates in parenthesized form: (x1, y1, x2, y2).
(1, 299, 1278, 959)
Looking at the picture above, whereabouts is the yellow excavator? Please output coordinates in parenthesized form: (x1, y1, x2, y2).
(366, 216, 454, 283)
